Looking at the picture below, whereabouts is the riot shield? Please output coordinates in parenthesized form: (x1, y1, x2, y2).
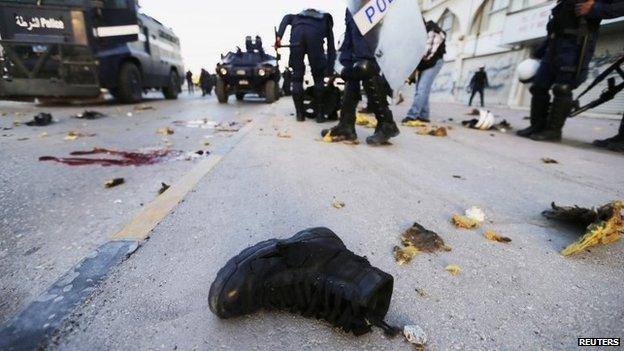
(345, 0, 427, 91)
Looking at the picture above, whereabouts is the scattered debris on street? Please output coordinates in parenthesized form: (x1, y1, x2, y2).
(452, 214, 481, 229)
(158, 182, 170, 195)
(542, 201, 623, 256)
(465, 206, 485, 223)
(104, 178, 125, 188)
(393, 222, 450, 265)
(25, 113, 53, 126)
(156, 127, 174, 135)
(484, 230, 512, 243)
(355, 113, 377, 128)
(541, 157, 559, 164)
(403, 324, 427, 349)
(64, 131, 96, 140)
(277, 131, 292, 138)
(215, 121, 243, 132)
(462, 110, 512, 132)
(39, 148, 180, 166)
(172, 118, 218, 129)
(445, 264, 461, 275)
(74, 110, 106, 119)
(133, 104, 155, 111)
(331, 199, 345, 209)
(415, 125, 448, 137)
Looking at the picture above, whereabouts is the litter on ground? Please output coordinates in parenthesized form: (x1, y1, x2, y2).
(393, 222, 450, 265)
(158, 183, 170, 195)
(465, 206, 485, 223)
(452, 214, 481, 229)
(484, 230, 512, 243)
(542, 201, 623, 256)
(74, 110, 106, 119)
(331, 199, 345, 209)
(156, 127, 174, 135)
(403, 325, 427, 347)
(445, 264, 461, 275)
(355, 113, 377, 128)
(541, 157, 559, 164)
(25, 113, 53, 126)
(104, 178, 125, 188)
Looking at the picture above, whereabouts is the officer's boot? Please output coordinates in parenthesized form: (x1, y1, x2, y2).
(209, 227, 399, 336)
(593, 116, 624, 151)
(314, 87, 326, 124)
(292, 92, 305, 122)
(517, 87, 549, 138)
(321, 80, 359, 141)
(531, 84, 573, 142)
(364, 76, 400, 146)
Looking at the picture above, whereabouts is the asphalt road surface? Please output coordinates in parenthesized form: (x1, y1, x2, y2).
(1, 92, 623, 350)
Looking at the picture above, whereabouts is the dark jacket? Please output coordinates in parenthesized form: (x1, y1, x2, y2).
(277, 10, 336, 70)
(470, 71, 489, 90)
(339, 9, 375, 65)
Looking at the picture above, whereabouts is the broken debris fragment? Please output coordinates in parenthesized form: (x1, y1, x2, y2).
(156, 127, 174, 135)
(543, 201, 623, 256)
(158, 182, 170, 195)
(277, 131, 292, 138)
(331, 199, 345, 209)
(541, 157, 559, 164)
(452, 214, 481, 229)
(404, 325, 427, 347)
(75, 110, 106, 119)
(394, 222, 450, 265)
(484, 230, 512, 243)
(133, 104, 155, 111)
(465, 206, 485, 223)
(25, 113, 53, 126)
(355, 113, 377, 128)
(105, 178, 125, 188)
(64, 131, 96, 140)
(445, 264, 461, 275)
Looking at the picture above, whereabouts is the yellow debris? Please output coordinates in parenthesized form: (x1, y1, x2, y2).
(445, 264, 461, 275)
(277, 131, 291, 138)
(355, 113, 377, 128)
(402, 120, 427, 128)
(323, 131, 334, 143)
(393, 245, 420, 265)
(452, 214, 481, 229)
(156, 127, 174, 135)
(484, 230, 512, 243)
(561, 201, 623, 256)
(331, 199, 345, 209)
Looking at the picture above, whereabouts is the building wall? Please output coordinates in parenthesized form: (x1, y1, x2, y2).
(419, 0, 624, 116)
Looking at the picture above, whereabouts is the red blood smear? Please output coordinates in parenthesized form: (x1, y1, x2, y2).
(39, 148, 179, 166)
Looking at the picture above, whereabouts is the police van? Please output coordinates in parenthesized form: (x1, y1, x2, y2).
(0, 0, 184, 103)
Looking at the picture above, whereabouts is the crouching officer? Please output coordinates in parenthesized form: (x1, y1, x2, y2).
(276, 9, 336, 123)
(517, 0, 624, 141)
(321, 9, 400, 146)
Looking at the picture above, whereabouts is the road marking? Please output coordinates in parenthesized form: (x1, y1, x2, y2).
(111, 122, 254, 241)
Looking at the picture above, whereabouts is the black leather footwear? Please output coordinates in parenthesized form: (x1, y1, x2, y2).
(366, 121, 400, 146)
(209, 227, 397, 336)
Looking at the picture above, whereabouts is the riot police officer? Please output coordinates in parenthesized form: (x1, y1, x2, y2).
(321, 9, 400, 146)
(517, 0, 624, 141)
(276, 9, 336, 123)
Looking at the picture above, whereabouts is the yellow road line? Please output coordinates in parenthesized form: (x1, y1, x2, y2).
(111, 122, 253, 241)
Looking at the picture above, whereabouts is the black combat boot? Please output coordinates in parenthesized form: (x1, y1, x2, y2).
(314, 87, 327, 123)
(517, 90, 549, 138)
(293, 92, 305, 122)
(593, 116, 624, 152)
(531, 84, 573, 142)
(208, 227, 398, 336)
(321, 80, 359, 141)
(363, 76, 400, 146)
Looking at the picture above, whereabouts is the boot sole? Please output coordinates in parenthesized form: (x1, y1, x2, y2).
(208, 227, 343, 318)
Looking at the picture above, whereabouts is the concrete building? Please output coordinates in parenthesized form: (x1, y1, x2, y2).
(418, 0, 624, 116)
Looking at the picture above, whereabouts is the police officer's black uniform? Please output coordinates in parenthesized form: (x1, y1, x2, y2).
(277, 9, 336, 123)
(517, 0, 624, 141)
(321, 9, 400, 146)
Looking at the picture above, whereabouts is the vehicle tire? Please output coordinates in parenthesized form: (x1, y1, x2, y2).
(116, 62, 143, 104)
(216, 77, 228, 103)
(163, 69, 180, 100)
(235, 92, 245, 101)
(264, 80, 278, 103)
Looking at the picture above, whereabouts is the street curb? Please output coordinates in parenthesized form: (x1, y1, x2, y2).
(0, 240, 139, 351)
